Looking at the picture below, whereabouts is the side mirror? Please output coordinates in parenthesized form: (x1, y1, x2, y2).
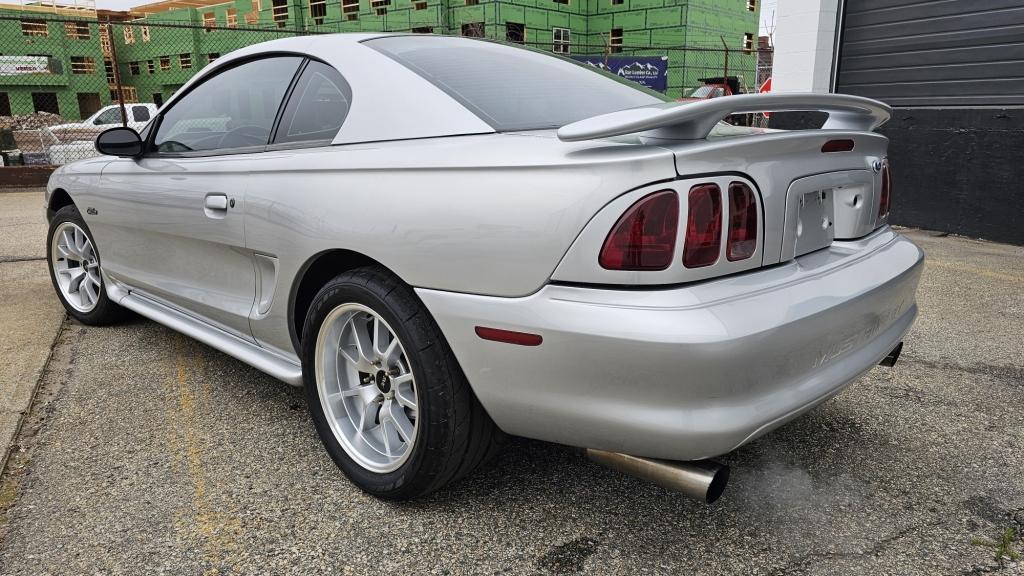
(95, 127, 143, 158)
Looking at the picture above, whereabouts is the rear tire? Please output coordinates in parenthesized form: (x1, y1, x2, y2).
(46, 204, 127, 326)
(301, 266, 504, 499)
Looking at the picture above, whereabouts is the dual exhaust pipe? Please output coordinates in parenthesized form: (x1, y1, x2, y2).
(586, 448, 730, 504)
(589, 341, 904, 503)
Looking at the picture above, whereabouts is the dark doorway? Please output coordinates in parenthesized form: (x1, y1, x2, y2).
(461, 22, 485, 38)
(31, 92, 59, 115)
(77, 92, 101, 119)
(0, 93, 10, 116)
(153, 92, 163, 106)
(506, 22, 525, 44)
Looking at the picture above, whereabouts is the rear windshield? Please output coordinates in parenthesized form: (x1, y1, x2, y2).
(367, 35, 669, 131)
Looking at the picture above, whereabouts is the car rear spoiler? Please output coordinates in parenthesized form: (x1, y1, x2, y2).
(556, 93, 892, 142)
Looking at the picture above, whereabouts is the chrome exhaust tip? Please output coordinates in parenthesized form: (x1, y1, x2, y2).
(879, 341, 903, 367)
(586, 449, 730, 504)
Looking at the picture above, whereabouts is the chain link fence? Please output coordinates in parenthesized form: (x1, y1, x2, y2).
(0, 13, 772, 166)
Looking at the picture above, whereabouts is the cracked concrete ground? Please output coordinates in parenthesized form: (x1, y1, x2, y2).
(0, 187, 1021, 574)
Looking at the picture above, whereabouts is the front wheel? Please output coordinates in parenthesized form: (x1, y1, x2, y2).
(46, 204, 127, 325)
(301, 266, 504, 499)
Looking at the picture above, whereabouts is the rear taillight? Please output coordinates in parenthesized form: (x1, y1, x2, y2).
(599, 190, 679, 270)
(726, 182, 757, 261)
(683, 184, 722, 268)
(878, 160, 891, 219)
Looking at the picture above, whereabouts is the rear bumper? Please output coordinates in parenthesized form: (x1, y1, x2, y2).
(416, 227, 924, 461)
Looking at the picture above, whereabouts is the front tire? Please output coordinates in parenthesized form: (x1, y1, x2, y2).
(301, 266, 504, 500)
(46, 204, 126, 325)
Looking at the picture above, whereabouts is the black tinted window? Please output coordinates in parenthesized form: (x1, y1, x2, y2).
(154, 56, 301, 153)
(273, 60, 351, 145)
(132, 105, 150, 122)
(368, 36, 668, 131)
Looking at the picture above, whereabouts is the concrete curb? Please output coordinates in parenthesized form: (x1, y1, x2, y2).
(0, 315, 65, 475)
(0, 315, 65, 473)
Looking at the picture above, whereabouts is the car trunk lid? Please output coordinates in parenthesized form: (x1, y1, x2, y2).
(651, 128, 890, 266)
(557, 92, 893, 266)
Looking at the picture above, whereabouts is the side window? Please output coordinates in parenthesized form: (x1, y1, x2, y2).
(153, 56, 302, 153)
(93, 107, 122, 125)
(273, 60, 351, 145)
(132, 105, 151, 122)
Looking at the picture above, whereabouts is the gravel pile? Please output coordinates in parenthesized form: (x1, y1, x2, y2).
(0, 111, 67, 130)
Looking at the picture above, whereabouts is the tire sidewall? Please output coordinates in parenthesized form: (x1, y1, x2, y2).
(301, 279, 440, 497)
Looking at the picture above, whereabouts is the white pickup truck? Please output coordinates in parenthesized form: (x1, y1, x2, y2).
(45, 103, 157, 165)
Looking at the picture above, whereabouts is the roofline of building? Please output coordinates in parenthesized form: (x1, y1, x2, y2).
(0, 0, 237, 18)
(127, 0, 234, 15)
(0, 0, 97, 17)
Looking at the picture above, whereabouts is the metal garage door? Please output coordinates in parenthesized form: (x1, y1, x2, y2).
(835, 0, 1024, 106)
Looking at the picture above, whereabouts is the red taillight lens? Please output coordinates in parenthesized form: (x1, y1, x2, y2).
(878, 160, 891, 219)
(683, 184, 722, 268)
(599, 190, 679, 270)
(726, 182, 757, 261)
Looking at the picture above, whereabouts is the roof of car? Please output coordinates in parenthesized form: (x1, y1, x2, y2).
(161, 33, 495, 145)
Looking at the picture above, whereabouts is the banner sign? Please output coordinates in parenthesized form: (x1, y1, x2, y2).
(572, 56, 669, 92)
(0, 55, 53, 76)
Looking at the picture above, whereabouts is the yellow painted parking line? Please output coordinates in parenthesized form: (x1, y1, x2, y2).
(167, 337, 244, 576)
(926, 259, 1024, 285)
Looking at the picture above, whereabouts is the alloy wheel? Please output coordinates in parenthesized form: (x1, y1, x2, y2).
(315, 303, 419, 473)
(50, 221, 102, 313)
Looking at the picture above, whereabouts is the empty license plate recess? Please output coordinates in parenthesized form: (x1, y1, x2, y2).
(781, 170, 879, 260)
(782, 185, 835, 260)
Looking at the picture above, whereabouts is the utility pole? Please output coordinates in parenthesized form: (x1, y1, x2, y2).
(106, 18, 128, 127)
(720, 35, 729, 82)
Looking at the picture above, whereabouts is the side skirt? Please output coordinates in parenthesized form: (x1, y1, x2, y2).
(117, 290, 304, 387)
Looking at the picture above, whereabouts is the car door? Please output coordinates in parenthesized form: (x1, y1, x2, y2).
(243, 59, 353, 355)
(90, 56, 304, 341)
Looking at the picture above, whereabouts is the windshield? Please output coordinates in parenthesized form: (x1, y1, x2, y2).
(367, 36, 669, 131)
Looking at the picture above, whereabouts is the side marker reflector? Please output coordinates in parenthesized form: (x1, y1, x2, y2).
(474, 326, 543, 346)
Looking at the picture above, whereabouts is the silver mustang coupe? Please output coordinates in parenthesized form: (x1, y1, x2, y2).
(44, 33, 923, 503)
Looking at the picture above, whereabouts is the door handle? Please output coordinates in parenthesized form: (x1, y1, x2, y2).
(205, 194, 229, 211)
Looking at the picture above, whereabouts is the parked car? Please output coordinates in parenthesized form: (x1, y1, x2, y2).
(48, 103, 157, 135)
(45, 103, 158, 165)
(678, 77, 756, 126)
(679, 76, 742, 101)
(44, 34, 922, 503)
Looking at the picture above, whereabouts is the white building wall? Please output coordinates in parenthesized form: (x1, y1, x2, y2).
(772, 0, 841, 92)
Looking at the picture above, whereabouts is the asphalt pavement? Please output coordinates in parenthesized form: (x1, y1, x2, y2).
(0, 188, 1021, 575)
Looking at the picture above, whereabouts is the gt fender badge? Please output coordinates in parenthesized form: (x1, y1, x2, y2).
(871, 160, 883, 173)
(86, 207, 98, 215)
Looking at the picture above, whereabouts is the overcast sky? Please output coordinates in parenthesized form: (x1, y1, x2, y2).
(760, 0, 777, 38)
(93, 0, 780, 38)
(94, 0, 137, 9)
